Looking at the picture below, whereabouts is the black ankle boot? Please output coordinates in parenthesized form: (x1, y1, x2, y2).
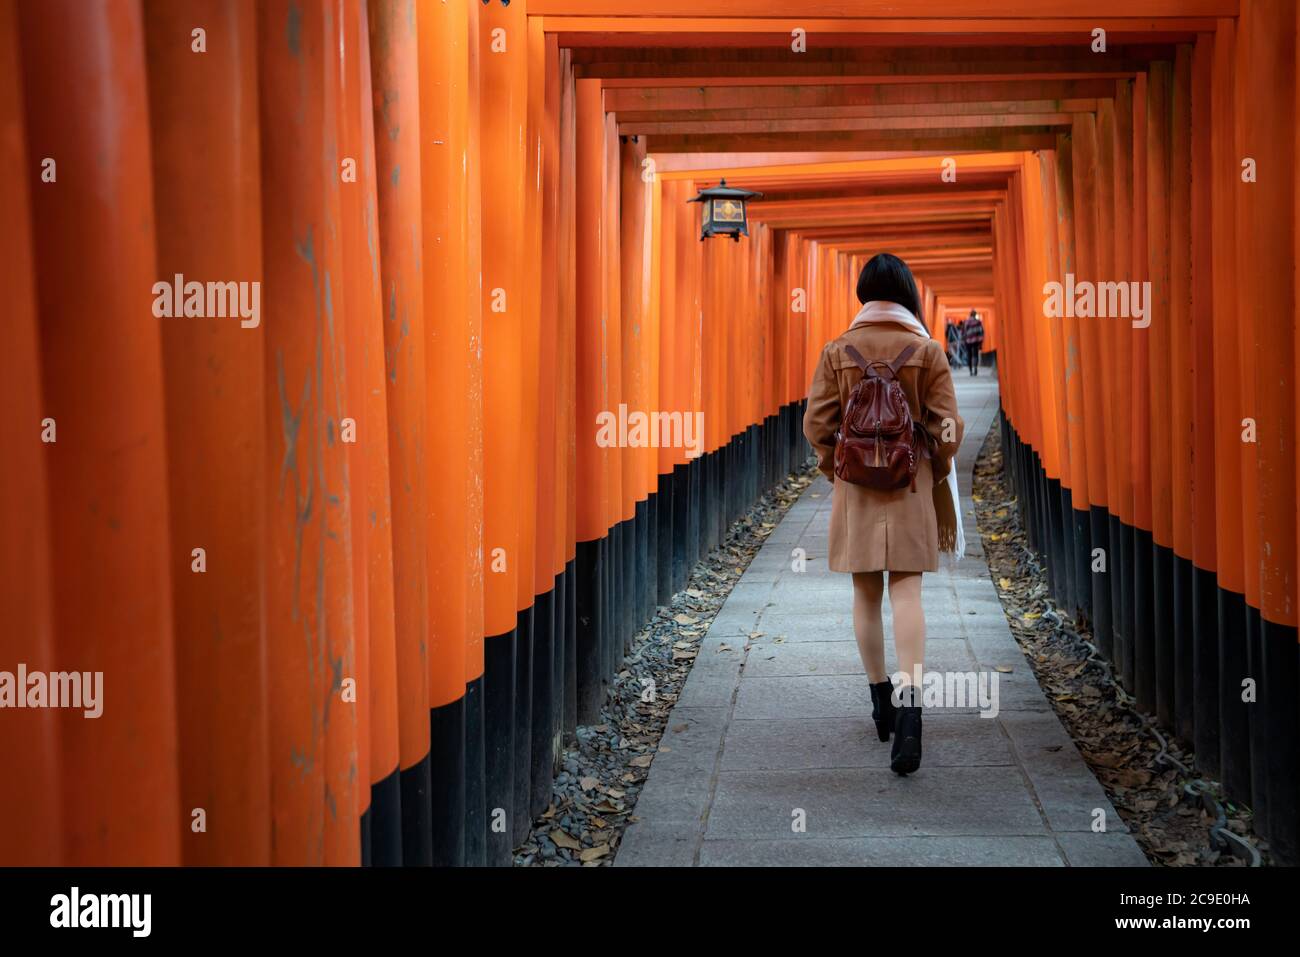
(890, 687, 922, 775)
(868, 680, 896, 742)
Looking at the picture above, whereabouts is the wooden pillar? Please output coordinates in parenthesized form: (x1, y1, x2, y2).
(1208, 13, 1246, 796)
(1096, 95, 1123, 663)
(573, 77, 607, 722)
(478, 0, 527, 864)
(1129, 66, 1156, 712)
(1167, 44, 1196, 741)
(336, 0, 402, 866)
(534, 27, 563, 807)
(1070, 110, 1112, 654)
(418, 0, 475, 867)
(556, 45, 579, 742)
(1188, 28, 1221, 775)
(459, 0, 487, 866)
(19, 0, 181, 866)
(1237, 0, 1298, 860)
(368, 0, 433, 865)
(257, 0, 360, 865)
(0, 0, 60, 865)
(143, 0, 269, 865)
(1052, 133, 1091, 619)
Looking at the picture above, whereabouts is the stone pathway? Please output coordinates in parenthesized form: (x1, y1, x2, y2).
(617, 371, 1148, 867)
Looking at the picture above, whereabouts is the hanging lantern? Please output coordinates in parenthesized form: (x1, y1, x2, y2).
(688, 178, 763, 242)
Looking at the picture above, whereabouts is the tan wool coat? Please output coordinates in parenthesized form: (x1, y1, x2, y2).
(802, 321, 964, 573)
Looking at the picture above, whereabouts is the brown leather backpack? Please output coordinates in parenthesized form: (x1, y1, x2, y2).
(833, 342, 922, 492)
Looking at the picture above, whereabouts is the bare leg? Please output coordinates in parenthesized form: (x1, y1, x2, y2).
(888, 571, 926, 689)
(852, 571, 886, 682)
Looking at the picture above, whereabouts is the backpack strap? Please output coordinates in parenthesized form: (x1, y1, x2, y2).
(843, 343, 871, 373)
(887, 343, 920, 375)
(845, 341, 921, 378)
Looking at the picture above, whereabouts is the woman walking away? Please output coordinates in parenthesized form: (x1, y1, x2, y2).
(802, 253, 964, 775)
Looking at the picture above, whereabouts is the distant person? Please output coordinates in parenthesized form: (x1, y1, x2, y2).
(962, 309, 984, 376)
(945, 318, 964, 368)
(803, 252, 965, 775)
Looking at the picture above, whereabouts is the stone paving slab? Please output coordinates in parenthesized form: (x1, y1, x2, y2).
(719, 715, 1014, 771)
(705, 767, 1049, 840)
(698, 835, 1066, 867)
(617, 373, 1145, 867)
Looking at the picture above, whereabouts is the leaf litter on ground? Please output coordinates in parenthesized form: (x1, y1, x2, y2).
(973, 426, 1267, 867)
(513, 464, 816, 866)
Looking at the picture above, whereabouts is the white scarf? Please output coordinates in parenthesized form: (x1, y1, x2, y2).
(848, 300, 965, 559)
(850, 299, 931, 337)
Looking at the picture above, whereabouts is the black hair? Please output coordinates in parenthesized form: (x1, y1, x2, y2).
(855, 252, 922, 318)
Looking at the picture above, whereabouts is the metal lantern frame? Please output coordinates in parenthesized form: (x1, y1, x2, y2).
(687, 178, 763, 241)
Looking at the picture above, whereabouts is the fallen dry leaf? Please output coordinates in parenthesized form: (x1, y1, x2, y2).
(549, 829, 581, 851)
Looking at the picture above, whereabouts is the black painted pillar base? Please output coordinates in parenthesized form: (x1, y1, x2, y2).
(530, 589, 555, 822)
(359, 803, 370, 867)
(671, 463, 689, 593)
(1070, 502, 1091, 624)
(622, 512, 636, 653)
(549, 569, 565, 767)
(1216, 589, 1250, 814)
(463, 674, 486, 866)
(1190, 566, 1220, 778)
(1132, 529, 1156, 713)
(655, 472, 674, 606)
(1171, 553, 1195, 746)
(430, 695, 466, 866)
(1244, 603, 1267, 839)
(575, 538, 603, 725)
(564, 557, 578, 744)
(512, 606, 534, 845)
(1056, 485, 1075, 612)
(368, 765, 402, 867)
(1119, 521, 1136, 691)
(687, 453, 702, 574)
(1260, 619, 1299, 864)
(1089, 506, 1113, 660)
(641, 495, 655, 626)
(483, 629, 515, 866)
(1106, 513, 1124, 664)
(1152, 543, 1175, 730)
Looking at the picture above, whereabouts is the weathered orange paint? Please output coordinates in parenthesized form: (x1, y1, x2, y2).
(257, 0, 359, 865)
(516, 15, 544, 612)
(419, 0, 474, 707)
(1237, 0, 1296, 627)
(575, 78, 609, 542)
(480, 0, 527, 634)
(0, 0, 60, 866)
(19, 0, 181, 865)
(143, 0, 270, 865)
(538, 31, 563, 589)
(338, 0, 400, 811)
(465, 0, 486, 680)
(369, 0, 431, 780)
